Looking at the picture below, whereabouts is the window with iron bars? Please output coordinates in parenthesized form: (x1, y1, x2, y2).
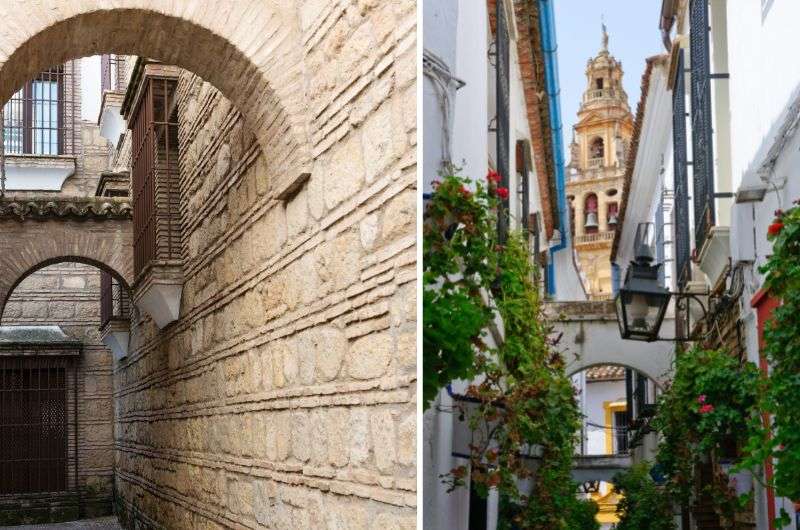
(2, 65, 77, 156)
(101, 54, 127, 93)
(100, 271, 131, 329)
(0, 356, 78, 494)
(690, 0, 715, 247)
(673, 48, 692, 289)
(131, 77, 181, 279)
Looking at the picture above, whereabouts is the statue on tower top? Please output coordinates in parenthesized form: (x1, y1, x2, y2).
(601, 22, 609, 52)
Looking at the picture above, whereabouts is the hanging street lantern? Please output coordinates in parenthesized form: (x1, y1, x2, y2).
(615, 223, 671, 342)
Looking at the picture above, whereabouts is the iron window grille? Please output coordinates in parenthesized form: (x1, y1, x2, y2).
(673, 49, 692, 289)
(2, 65, 77, 156)
(101, 54, 127, 93)
(690, 0, 715, 247)
(0, 356, 78, 495)
(131, 77, 181, 279)
(495, 0, 511, 243)
(100, 271, 131, 329)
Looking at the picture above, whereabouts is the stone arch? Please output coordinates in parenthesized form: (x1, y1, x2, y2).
(567, 362, 664, 391)
(549, 301, 675, 387)
(1, 255, 131, 324)
(0, 203, 133, 321)
(589, 136, 604, 159)
(0, 3, 311, 197)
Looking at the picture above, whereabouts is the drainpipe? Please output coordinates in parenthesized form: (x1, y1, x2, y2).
(538, 0, 569, 297)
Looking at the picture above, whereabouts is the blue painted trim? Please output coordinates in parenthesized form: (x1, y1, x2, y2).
(538, 0, 569, 297)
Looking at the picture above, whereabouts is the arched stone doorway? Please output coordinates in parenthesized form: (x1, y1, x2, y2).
(0, 199, 133, 320)
(0, 2, 417, 528)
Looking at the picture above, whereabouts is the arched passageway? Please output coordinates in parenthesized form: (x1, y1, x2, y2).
(549, 300, 675, 386)
(0, 4, 312, 198)
(0, 198, 133, 320)
(0, 2, 417, 528)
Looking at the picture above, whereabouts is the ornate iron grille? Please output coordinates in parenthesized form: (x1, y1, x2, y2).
(101, 54, 127, 93)
(2, 65, 76, 156)
(690, 0, 715, 247)
(100, 271, 131, 328)
(673, 49, 692, 289)
(0, 356, 77, 494)
(131, 77, 181, 278)
(516, 141, 530, 235)
(496, 0, 511, 242)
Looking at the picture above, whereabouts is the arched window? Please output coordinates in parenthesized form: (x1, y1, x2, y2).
(595, 77, 604, 90)
(568, 195, 576, 237)
(584, 193, 599, 233)
(589, 137, 604, 161)
(607, 202, 619, 227)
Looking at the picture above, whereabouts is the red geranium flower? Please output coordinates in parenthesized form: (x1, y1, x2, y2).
(486, 169, 501, 184)
(768, 221, 784, 236)
(496, 186, 509, 199)
(698, 403, 714, 414)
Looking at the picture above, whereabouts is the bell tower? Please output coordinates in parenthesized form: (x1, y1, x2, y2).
(566, 24, 634, 299)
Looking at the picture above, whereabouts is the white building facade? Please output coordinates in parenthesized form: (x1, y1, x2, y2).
(422, 0, 585, 528)
(615, 1, 800, 527)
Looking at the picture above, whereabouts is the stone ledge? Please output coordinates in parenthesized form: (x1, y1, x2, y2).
(0, 197, 132, 221)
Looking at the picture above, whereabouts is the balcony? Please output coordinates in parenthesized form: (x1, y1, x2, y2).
(587, 157, 604, 169)
(574, 231, 615, 246)
(584, 88, 616, 102)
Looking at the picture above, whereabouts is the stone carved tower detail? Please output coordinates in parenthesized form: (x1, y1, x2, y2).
(566, 25, 633, 299)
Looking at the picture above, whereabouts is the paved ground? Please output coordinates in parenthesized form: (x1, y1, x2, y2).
(0, 517, 121, 529)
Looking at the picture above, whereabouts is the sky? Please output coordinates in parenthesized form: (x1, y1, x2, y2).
(77, 3, 665, 130)
(81, 56, 102, 121)
(553, 0, 664, 156)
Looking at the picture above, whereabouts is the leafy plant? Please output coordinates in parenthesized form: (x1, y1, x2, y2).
(744, 202, 800, 508)
(653, 346, 761, 519)
(613, 463, 676, 530)
(423, 171, 500, 408)
(426, 170, 593, 529)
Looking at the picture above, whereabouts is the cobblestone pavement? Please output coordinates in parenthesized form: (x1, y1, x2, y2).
(0, 517, 122, 529)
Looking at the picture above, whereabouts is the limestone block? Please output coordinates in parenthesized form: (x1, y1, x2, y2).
(362, 102, 396, 183)
(324, 132, 365, 209)
(382, 190, 415, 242)
(370, 409, 396, 473)
(347, 331, 393, 380)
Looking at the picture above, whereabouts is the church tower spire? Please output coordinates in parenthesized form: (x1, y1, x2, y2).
(565, 22, 634, 299)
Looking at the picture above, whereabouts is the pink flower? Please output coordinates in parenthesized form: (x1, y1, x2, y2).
(699, 404, 714, 414)
(460, 185, 472, 199)
(431, 179, 441, 189)
(697, 395, 707, 404)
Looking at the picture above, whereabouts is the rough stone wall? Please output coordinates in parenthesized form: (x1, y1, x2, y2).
(4, 263, 115, 518)
(0, 1, 417, 527)
(111, 2, 416, 527)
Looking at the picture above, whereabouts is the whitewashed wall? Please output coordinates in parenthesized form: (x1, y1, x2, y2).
(724, 2, 800, 526)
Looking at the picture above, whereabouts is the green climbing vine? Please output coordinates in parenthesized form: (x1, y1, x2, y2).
(425, 169, 597, 529)
(653, 347, 761, 522)
(739, 201, 800, 524)
(613, 463, 676, 530)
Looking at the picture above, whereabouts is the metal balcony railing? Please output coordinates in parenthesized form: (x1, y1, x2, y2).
(583, 88, 616, 102)
(574, 231, 615, 245)
(587, 157, 604, 169)
(100, 271, 131, 328)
